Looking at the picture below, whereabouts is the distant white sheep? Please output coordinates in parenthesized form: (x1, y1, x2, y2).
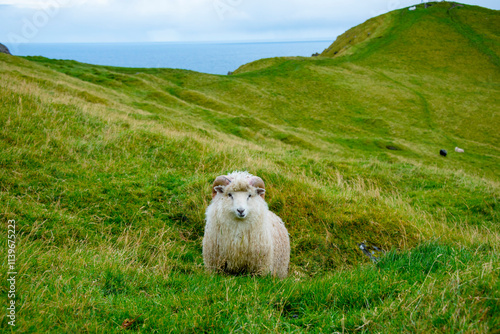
(455, 147, 464, 153)
(203, 171, 290, 278)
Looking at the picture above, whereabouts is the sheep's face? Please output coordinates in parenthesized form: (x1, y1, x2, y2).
(214, 186, 265, 219)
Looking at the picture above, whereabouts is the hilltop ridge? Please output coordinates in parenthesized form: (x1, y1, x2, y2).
(321, 2, 500, 73)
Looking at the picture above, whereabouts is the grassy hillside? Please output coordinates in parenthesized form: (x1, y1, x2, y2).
(1, 2, 499, 332)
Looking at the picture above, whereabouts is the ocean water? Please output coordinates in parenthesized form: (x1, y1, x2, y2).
(8, 41, 332, 75)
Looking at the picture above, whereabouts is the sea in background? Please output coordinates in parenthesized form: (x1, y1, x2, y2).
(8, 40, 332, 75)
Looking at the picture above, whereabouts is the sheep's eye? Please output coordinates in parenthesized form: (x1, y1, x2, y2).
(228, 193, 233, 198)
(247, 194, 252, 199)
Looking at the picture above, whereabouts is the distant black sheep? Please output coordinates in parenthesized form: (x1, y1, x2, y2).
(440, 149, 447, 157)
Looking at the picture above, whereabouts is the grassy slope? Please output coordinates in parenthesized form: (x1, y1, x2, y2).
(0, 2, 499, 332)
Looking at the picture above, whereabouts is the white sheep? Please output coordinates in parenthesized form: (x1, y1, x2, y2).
(455, 147, 464, 153)
(203, 171, 290, 278)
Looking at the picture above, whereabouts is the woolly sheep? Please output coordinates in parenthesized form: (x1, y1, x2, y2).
(203, 171, 290, 278)
(455, 147, 464, 153)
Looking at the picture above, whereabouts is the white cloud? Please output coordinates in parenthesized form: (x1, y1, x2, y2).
(0, 0, 40, 6)
(147, 29, 182, 42)
(1, 0, 499, 43)
(0, 0, 107, 8)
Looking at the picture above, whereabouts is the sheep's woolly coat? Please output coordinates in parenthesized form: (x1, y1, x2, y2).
(203, 171, 290, 278)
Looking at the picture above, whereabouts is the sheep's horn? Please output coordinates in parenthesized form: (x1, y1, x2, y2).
(212, 176, 231, 198)
(249, 176, 265, 199)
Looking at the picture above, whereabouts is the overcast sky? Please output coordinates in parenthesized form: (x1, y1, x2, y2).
(1, 0, 498, 44)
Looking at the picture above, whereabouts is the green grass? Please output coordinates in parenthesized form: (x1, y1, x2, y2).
(8, 241, 500, 332)
(1, 1, 499, 332)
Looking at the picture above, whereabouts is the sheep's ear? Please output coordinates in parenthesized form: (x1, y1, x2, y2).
(256, 187, 265, 199)
(213, 186, 225, 198)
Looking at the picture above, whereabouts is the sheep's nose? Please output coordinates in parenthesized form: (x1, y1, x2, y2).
(237, 209, 245, 215)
